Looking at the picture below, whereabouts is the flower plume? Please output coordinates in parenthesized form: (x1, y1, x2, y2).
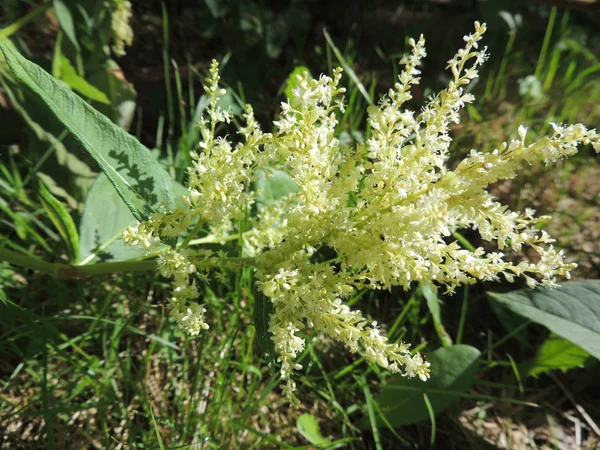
(124, 22, 599, 406)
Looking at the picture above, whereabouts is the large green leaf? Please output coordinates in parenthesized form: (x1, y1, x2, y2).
(79, 175, 188, 264)
(254, 169, 299, 210)
(489, 281, 600, 360)
(523, 333, 591, 378)
(78, 173, 147, 264)
(371, 345, 481, 427)
(0, 39, 175, 222)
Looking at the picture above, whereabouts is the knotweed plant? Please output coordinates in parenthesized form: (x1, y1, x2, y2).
(123, 22, 599, 407)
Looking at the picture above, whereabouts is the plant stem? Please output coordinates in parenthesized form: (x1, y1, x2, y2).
(456, 286, 469, 344)
(0, 248, 256, 279)
(0, 247, 62, 277)
(181, 220, 206, 248)
(188, 233, 243, 246)
(535, 7, 557, 79)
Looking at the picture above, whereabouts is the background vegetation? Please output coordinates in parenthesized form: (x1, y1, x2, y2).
(1, 0, 599, 448)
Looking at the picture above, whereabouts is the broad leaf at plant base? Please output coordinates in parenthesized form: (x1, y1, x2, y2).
(489, 280, 600, 360)
(369, 345, 481, 427)
(0, 38, 175, 223)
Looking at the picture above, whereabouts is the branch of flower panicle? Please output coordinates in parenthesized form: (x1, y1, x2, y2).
(188, 232, 244, 246)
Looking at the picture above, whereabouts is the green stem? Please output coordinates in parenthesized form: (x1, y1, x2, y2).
(0, 247, 62, 277)
(0, 247, 156, 278)
(456, 286, 469, 345)
(77, 229, 124, 265)
(193, 256, 257, 267)
(1, 247, 257, 279)
(452, 231, 476, 252)
(188, 233, 241, 246)
(181, 220, 205, 248)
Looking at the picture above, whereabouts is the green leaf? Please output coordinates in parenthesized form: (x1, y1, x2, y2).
(37, 172, 78, 210)
(36, 176, 79, 262)
(78, 173, 184, 264)
(488, 281, 600, 360)
(254, 169, 299, 210)
(372, 345, 481, 427)
(523, 333, 591, 378)
(284, 65, 311, 103)
(421, 284, 452, 347)
(78, 173, 147, 264)
(253, 287, 278, 373)
(53, 0, 79, 50)
(59, 56, 110, 104)
(489, 293, 531, 346)
(86, 61, 137, 130)
(297, 414, 331, 447)
(0, 38, 175, 222)
(0, 74, 97, 206)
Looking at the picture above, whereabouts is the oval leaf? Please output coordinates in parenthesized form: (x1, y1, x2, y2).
(488, 281, 600, 360)
(0, 39, 175, 222)
(371, 345, 481, 427)
(36, 176, 79, 262)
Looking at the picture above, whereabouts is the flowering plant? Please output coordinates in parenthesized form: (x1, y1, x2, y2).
(1, 21, 598, 409)
(120, 22, 599, 406)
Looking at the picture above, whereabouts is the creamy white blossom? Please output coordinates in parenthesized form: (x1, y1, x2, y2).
(124, 22, 599, 407)
(106, 0, 133, 56)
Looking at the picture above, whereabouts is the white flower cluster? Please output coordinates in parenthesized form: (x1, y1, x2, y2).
(124, 22, 599, 406)
(106, 0, 133, 56)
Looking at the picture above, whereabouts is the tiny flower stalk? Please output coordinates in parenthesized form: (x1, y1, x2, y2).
(122, 22, 600, 407)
